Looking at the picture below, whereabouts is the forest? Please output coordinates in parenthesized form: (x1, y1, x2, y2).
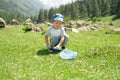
(0, 0, 120, 24)
(37, 0, 120, 23)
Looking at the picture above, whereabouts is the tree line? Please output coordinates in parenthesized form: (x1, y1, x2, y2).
(37, 0, 120, 23)
(0, 0, 120, 24)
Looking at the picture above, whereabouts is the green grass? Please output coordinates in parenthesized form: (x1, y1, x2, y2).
(100, 15, 120, 28)
(0, 25, 120, 80)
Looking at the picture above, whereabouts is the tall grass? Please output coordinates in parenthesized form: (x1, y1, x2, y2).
(0, 25, 120, 80)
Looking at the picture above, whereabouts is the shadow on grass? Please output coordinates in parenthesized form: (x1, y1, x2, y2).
(36, 49, 61, 56)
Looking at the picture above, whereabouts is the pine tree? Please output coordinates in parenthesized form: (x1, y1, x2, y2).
(91, 0, 100, 17)
(99, 0, 111, 16)
(37, 9, 45, 23)
(80, 3, 88, 18)
(86, 0, 92, 17)
(116, 0, 120, 17)
(44, 9, 48, 21)
(48, 7, 55, 21)
(110, 0, 118, 14)
(59, 5, 65, 15)
(71, 2, 79, 20)
(64, 4, 71, 16)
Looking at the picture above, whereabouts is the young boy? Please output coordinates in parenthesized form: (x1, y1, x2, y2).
(45, 13, 69, 52)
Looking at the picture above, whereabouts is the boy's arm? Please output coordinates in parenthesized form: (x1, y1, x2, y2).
(45, 35, 50, 49)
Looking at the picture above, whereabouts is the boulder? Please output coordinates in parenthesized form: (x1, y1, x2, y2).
(76, 21, 83, 27)
(64, 27, 72, 31)
(28, 23, 44, 32)
(111, 28, 120, 31)
(78, 27, 90, 31)
(69, 21, 76, 25)
(0, 17, 6, 28)
(12, 19, 20, 25)
(90, 26, 97, 31)
(109, 22, 114, 26)
(25, 18, 32, 24)
(64, 24, 73, 28)
(23, 18, 44, 32)
(45, 22, 52, 26)
(72, 28, 79, 33)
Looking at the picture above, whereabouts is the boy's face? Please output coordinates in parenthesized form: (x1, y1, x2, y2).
(52, 20, 62, 29)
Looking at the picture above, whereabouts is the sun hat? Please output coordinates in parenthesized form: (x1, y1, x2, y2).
(59, 49, 77, 59)
(51, 13, 64, 22)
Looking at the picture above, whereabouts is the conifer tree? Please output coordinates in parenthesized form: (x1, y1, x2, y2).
(91, 0, 100, 17)
(116, 0, 120, 17)
(86, 0, 92, 17)
(110, 0, 118, 14)
(48, 7, 55, 21)
(71, 2, 79, 20)
(44, 9, 48, 21)
(80, 3, 88, 18)
(64, 4, 71, 16)
(37, 9, 45, 23)
(59, 5, 65, 15)
(100, 0, 110, 16)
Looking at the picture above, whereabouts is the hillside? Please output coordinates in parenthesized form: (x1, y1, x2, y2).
(0, 0, 46, 16)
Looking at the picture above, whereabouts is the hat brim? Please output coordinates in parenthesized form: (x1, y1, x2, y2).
(53, 17, 64, 22)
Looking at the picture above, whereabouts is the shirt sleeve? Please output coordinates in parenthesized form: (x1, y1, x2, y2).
(61, 27, 66, 36)
(45, 26, 51, 36)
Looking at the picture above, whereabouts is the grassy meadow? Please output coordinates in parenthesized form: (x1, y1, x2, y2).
(0, 17, 120, 80)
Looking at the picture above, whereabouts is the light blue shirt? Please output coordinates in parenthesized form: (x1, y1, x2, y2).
(45, 26, 65, 39)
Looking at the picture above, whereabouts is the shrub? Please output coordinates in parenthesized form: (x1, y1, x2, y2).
(91, 17, 101, 22)
(64, 16, 71, 22)
(22, 24, 31, 32)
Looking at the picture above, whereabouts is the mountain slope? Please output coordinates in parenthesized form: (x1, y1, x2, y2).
(0, 0, 45, 16)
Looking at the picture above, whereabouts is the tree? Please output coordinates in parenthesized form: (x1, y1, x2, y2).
(86, 0, 92, 17)
(59, 5, 65, 15)
(64, 4, 71, 16)
(79, 3, 88, 18)
(110, 0, 117, 14)
(48, 7, 56, 21)
(37, 9, 45, 23)
(91, 0, 100, 17)
(70, 2, 79, 20)
(116, 0, 120, 17)
(44, 9, 48, 21)
(99, 0, 111, 16)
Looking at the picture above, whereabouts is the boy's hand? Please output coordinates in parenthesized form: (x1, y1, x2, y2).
(55, 45, 60, 49)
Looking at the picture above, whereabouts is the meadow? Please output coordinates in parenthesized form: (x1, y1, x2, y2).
(0, 18, 120, 80)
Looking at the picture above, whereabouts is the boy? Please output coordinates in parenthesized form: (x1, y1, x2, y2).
(45, 13, 69, 52)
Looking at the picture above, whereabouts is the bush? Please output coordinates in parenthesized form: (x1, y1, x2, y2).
(91, 17, 101, 22)
(64, 16, 71, 22)
(22, 24, 31, 32)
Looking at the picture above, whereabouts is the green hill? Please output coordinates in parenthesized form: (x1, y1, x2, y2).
(0, 0, 45, 16)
